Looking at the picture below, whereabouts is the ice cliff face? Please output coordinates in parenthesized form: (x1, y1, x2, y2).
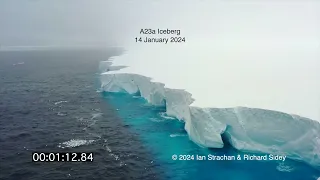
(100, 59, 320, 168)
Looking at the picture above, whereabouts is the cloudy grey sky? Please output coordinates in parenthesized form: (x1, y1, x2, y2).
(0, 0, 126, 46)
(1, 0, 318, 47)
(1, 0, 319, 120)
(0, 0, 191, 47)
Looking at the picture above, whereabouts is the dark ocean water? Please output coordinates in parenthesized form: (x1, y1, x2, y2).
(0, 49, 164, 180)
(0, 49, 319, 180)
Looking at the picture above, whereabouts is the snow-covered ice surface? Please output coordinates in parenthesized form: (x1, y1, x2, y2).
(98, 0, 320, 170)
(100, 58, 320, 168)
(106, 43, 320, 122)
(102, 1, 320, 122)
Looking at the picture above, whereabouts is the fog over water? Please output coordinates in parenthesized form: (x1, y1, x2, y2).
(1, 0, 319, 120)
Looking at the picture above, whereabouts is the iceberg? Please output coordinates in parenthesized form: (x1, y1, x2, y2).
(100, 59, 320, 168)
(99, 58, 127, 73)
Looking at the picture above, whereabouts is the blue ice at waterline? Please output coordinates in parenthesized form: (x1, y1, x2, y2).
(99, 58, 320, 179)
(103, 92, 320, 180)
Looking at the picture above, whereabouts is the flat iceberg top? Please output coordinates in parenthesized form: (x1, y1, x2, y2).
(100, 1, 320, 121)
(99, 0, 320, 168)
(107, 43, 320, 121)
(100, 60, 320, 167)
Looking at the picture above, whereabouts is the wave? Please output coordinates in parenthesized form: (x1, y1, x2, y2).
(99, 57, 320, 168)
(57, 112, 67, 116)
(91, 113, 103, 120)
(13, 62, 25, 66)
(54, 100, 68, 105)
(58, 139, 95, 148)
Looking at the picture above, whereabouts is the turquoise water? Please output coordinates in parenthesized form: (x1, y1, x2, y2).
(103, 92, 320, 180)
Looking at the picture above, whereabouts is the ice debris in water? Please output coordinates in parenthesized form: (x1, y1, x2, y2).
(96, 88, 103, 93)
(276, 162, 294, 172)
(159, 112, 175, 120)
(58, 139, 95, 148)
(149, 117, 165, 123)
(170, 133, 187, 138)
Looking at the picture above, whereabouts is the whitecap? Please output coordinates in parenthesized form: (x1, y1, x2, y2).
(105, 145, 112, 153)
(91, 113, 103, 120)
(119, 161, 126, 167)
(58, 139, 95, 148)
(76, 117, 84, 121)
(54, 100, 68, 105)
(87, 120, 98, 128)
(88, 132, 101, 139)
(109, 153, 125, 167)
(110, 153, 120, 161)
(103, 140, 124, 165)
(57, 112, 67, 116)
(13, 62, 24, 66)
(103, 139, 112, 152)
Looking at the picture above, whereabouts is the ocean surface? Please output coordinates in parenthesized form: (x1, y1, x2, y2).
(0, 49, 163, 180)
(0, 48, 319, 180)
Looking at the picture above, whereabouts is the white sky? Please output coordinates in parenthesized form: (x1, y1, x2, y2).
(110, 1, 320, 121)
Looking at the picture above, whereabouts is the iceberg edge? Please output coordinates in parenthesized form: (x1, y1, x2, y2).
(100, 58, 320, 168)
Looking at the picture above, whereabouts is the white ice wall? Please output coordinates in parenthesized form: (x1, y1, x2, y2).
(100, 60, 320, 168)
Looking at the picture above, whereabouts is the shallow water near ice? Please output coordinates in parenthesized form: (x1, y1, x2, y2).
(103, 92, 320, 180)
